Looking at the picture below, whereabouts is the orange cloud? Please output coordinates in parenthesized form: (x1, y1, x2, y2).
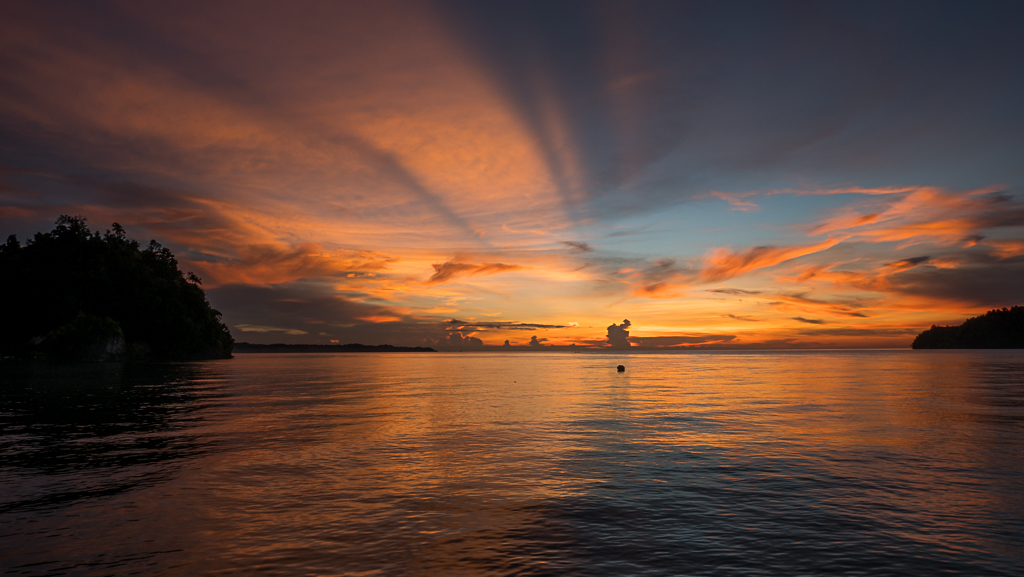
(357, 315, 402, 324)
(701, 237, 844, 282)
(808, 186, 1021, 247)
(883, 256, 931, 271)
(986, 239, 1024, 259)
(624, 258, 693, 298)
(3, 4, 1021, 349)
(176, 233, 398, 288)
(707, 191, 761, 212)
(426, 261, 525, 284)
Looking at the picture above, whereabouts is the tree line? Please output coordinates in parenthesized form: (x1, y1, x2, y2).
(912, 306, 1024, 349)
(1, 216, 233, 361)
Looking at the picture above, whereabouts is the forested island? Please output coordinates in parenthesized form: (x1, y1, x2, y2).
(912, 306, 1024, 349)
(0, 216, 234, 361)
(234, 343, 435, 353)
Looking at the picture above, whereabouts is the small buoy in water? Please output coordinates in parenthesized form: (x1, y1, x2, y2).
(617, 365, 625, 372)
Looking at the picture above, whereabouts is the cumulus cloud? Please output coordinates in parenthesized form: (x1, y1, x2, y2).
(427, 261, 524, 284)
(606, 319, 631, 348)
(443, 331, 484, 349)
(529, 335, 545, 347)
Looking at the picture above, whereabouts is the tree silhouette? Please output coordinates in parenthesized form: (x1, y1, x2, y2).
(912, 306, 1024, 349)
(0, 216, 233, 360)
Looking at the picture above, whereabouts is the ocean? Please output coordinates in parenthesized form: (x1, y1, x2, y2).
(2, 351, 1023, 576)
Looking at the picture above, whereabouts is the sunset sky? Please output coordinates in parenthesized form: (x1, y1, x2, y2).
(2, 1, 1023, 349)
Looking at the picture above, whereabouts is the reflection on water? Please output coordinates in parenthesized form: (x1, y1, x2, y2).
(1, 351, 1023, 576)
(1, 362, 226, 512)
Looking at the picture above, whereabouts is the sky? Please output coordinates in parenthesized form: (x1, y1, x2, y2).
(2, 0, 1023, 350)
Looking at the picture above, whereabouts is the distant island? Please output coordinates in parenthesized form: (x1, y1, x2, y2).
(234, 343, 435, 353)
(1, 216, 234, 361)
(912, 306, 1024, 349)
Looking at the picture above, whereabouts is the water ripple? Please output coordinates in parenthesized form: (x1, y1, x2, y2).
(2, 351, 1023, 575)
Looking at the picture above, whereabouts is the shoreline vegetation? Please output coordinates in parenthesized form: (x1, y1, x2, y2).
(1, 216, 233, 362)
(234, 343, 435, 353)
(912, 306, 1024, 349)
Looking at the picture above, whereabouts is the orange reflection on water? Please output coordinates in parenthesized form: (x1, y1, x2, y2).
(5, 351, 1022, 573)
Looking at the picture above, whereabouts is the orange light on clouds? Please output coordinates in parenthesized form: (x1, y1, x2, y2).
(1, 2, 1022, 348)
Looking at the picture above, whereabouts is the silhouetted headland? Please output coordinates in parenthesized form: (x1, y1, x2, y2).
(233, 343, 435, 353)
(1, 216, 234, 362)
(912, 306, 1024, 349)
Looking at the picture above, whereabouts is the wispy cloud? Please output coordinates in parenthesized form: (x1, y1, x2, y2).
(808, 187, 1023, 247)
(561, 241, 594, 253)
(445, 319, 568, 330)
(884, 256, 930, 271)
(235, 324, 308, 335)
(700, 238, 844, 282)
(707, 191, 760, 212)
(725, 314, 761, 322)
(426, 261, 524, 284)
(792, 317, 826, 325)
(630, 334, 736, 346)
(708, 288, 762, 295)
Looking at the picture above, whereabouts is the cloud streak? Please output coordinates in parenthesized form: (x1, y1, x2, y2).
(701, 238, 844, 282)
(427, 261, 525, 284)
(630, 334, 736, 346)
(445, 319, 568, 330)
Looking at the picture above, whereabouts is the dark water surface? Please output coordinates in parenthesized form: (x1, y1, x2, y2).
(2, 351, 1023, 576)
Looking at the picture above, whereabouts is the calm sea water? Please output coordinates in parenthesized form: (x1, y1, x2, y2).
(2, 351, 1023, 576)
